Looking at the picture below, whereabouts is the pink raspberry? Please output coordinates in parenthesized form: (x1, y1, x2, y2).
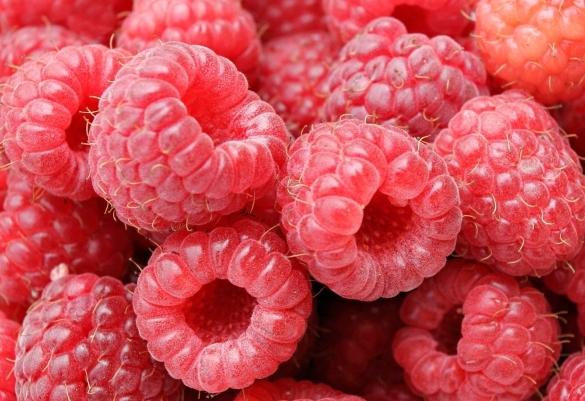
(0, 311, 19, 401)
(393, 259, 560, 401)
(279, 119, 461, 300)
(89, 42, 288, 232)
(132, 218, 312, 393)
(544, 350, 585, 401)
(0, 169, 132, 306)
(259, 31, 339, 136)
(434, 90, 585, 276)
(0, 44, 130, 200)
(14, 273, 183, 401)
(320, 17, 487, 139)
(117, 0, 261, 82)
(232, 379, 365, 401)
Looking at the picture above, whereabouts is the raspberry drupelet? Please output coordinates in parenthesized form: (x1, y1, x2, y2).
(89, 42, 289, 232)
(132, 218, 312, 393)
(544, 350, 585, 401)
(278, 119, 462, 301)
(232, 379, 365, 401)
(0, 44, 130, 200)
(0, 311, 19, 401)
(434, 90, 585, 276)
(320, 17, 487, 139)
(393, 259, 561, 401)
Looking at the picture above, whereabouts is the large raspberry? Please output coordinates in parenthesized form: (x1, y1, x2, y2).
(0, 169, 132, 306)
(89, 42, 288, 232)
(475, 0, 585, 104)
(132, 218, 312, 393)
(0, 312, 19, 401)
(544, 350, 585, 401)
(279, 119, 461, 300)
(117, 0, 261, 81)
(259, 31, 339, 136)
(0, 44, 130, 200)
(393, 259, 560, 401)
(434, 90, 585, 276)
(14, 273, 183, 401)
(232, 379, 365, 401)
(320, 17, 487, 139)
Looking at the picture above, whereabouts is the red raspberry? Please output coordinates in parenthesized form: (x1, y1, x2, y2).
(232, 379, 365, 401)
(0, 311, 19, 401)
(0, 44, 130, 200)
(259, 31, 339, 136)
(320, 17, 487, 139)
(393, 259, 561, 401)
(362, 382, 422, 401)
(0, 169, 132, 306)
(117, 0, 261, 81)
(434, 90, 585, 276)
(88, 42, 288, 232)
(279, 119, 461, 300)
(242, 0, 327, 40)
(544, 350, 585, 401)
(132, 218, 312, 393)
(555, 95, 585, 161)
(14, 273, 182, 401)
(474, 0, 585, 104)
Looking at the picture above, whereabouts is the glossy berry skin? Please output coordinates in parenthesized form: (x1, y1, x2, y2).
(544, 350, 585, 401)
(0, 170, 132, 306)
(259, 31, 339, 136)
(0, 44, 130, 200)
(89, 42, 288, 232)
(14, 274, 182, 401)
(117, 0, 261, 81)
(232, 379, 365, 401)
(434, 90, 585, 276)
(475, 0, 585, 104)
(133, 218, 312, 393)
(0, 312, 19, 401)
(279, 119, 462, 301)
(393, 259, 561, 401)
(320, 17, 487, 139)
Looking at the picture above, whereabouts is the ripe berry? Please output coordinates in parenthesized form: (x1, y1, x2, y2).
(279, 119, 461, 300)
(89, 42, 289, 232)
(132, 218, 312, 393)
(434, 90, 585, 276)
(0, 311, 19, 401)
(393, 259, 560, 401)
(232, 379, 365, 401)
(544, 350, 585, 401)
(14, 273, 182, 401)
(320, 17, 487, 139)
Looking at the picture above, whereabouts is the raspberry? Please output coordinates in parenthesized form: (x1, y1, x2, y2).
(0, 312, 19, 401)
(434, 90, 585, 276)
(259, 31, 339, 136)
(362, 382, 422, 401)
(393, 259, 561, 401)
(232, 379, 365, 401)
(544, 350, 585, 401)
(474, 0, 585, 104)
(279, 119, 461, 300)
(132, 218, 312, 393)
(88, 42, 288, 232)
(14, 273, 182, 401)
(117, 0, 261, 82)
(242, 0, 326, 40)
(0, 44, 130, 200)
(320, 17, 487, 139)
(0, 169, 132, 306)
(555, 95, 585, 161)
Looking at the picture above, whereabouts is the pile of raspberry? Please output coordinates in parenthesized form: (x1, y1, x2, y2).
(3, 1, 585, 401)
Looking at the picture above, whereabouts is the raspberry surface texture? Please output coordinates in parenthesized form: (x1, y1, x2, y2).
(393, 259, 561, 401)
(89, 42, 288, 232)
(434, 90, 585, 276)
(0, 44, 130, 200)
(14, 273, 182, 401)
(320, 17, 487, 139)
(117, 0, 261, 81)
(279, 119, 462, 300)
(474, 0, 585, 104)
(544, 350, 585, 401)
(259, 31, 339, 136)
(132, 218, 312, 392)
(0, 311, 19, 401)
(232, 379, 365, 401)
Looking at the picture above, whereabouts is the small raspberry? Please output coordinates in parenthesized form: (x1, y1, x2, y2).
(434, 90, 585, 276)
(232, 379, 365, 401)
(89, 42, 289, 232)
(475, 0, 585, 104)
(259, 31, 339, 136)
(393, 259, 560, 401)
(132, 218, 312, 393)
(14, 273, 182, 401)
(544, 350, 585, 401)
(0, 44, 130, 200)
(320, 17, 487, 139)
(117, 0, 261, 82)
(279, 119, 461, 300)
(0, 312, 19, 401)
